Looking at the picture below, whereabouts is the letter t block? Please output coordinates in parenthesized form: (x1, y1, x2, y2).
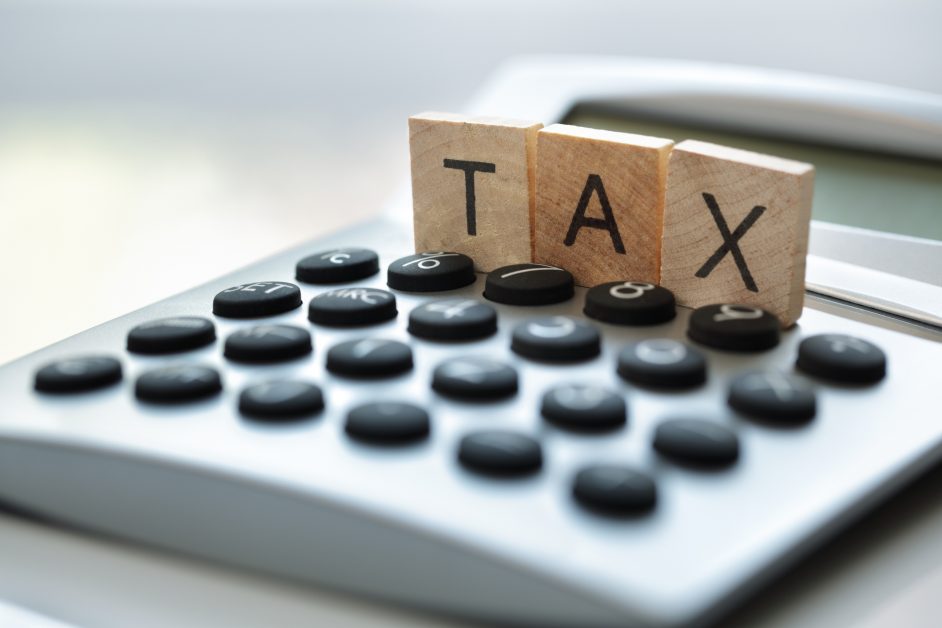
(409, 112, 543, 271)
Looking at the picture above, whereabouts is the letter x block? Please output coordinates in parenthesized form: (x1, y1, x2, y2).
(660, 140, 814, 326)
(533, 124, 673, 287)
(409, 112, 542, 271)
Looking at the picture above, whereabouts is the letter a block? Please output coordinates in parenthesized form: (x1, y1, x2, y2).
(533, 124, 673, 286)
(409, 112, 542, 272)
(660, 140, 814, 326)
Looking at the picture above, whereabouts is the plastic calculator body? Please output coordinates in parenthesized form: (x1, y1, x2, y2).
(2, 58, 942, 627)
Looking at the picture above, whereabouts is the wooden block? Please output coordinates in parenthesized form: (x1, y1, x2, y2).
(409, 112, 542, 271)
(660, 140, 814, 326)
(533, 124, 673, 287)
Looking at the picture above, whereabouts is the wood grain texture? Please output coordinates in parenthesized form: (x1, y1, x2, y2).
(660, 140, 814, 327)
(409, 112, 542, 271)
(533, 124, 672, 286)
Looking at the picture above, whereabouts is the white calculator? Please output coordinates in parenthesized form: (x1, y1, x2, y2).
(1, 58, 941, 627)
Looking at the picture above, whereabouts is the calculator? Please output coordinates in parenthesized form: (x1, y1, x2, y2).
(1, 58, 941, 627)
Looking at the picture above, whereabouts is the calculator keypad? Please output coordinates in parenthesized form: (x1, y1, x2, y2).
(16, 225, 939, 628)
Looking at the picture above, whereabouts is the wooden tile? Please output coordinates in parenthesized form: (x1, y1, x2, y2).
(409, 112, 542, 272)
(533, 124, 673, 287)
(660, 140, 814, 327)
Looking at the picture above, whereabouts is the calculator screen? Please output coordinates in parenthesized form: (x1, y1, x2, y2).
(564, 108, 942, 242)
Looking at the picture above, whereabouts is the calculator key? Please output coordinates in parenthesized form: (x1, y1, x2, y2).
(308, 288, 397, 327)
(224, 325, 312, 363)
(572, 465, 657, 516)
(653, 419, 739, 468)
(325, 339, 413, 378)
(511, 317, 600, 362)
(431, 357, 518, 400)
(483, 263, 574, 306)
(408, 299, 497, 341)
(687, 304, 780, 352)
(796, 334, 887, 384)
(728, 370, 816, 423)
(345, 402, 430, 444)
(34, 356, 122, 394)
(540, 385, 626, 432)
(127, 317, 216, 354)
(135, 365, 222, 403)
(458, 431, 543, 477)
(617, 339, 706, 389)
(213, 282, 302, 318)
(295, 248, 379, 284)
(583, 281, 676, 325)
(239, 381, 324, 422)
(387, 252, 476, 292)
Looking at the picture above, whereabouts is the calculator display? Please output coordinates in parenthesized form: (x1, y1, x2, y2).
(564, 109, 942, 242)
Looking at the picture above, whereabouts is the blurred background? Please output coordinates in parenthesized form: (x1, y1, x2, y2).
(1, 0, 940, 363)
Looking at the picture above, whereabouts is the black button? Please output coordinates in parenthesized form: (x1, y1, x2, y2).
(127, 317, 216, 354)
(325, 338, 413, 378)
(584, 281, 676, 325)
(387, 251, 476, 292)
(239, 381, 324, 422)
(511, 317, 600, 362)
(135, 365, 222, 403)
(483, 263, 574, 306)
(34, 356, 122, 394)
(458, 431, 542, 477)
(572, 465, 657, 516)
(687, 304, 780, 352)
(408, 299, 497, 341)
(308, 288, 397, 326)
(345, 402, 430, 444)
(728, 370, 816, 423)
(796, 334, 887, 384)
(224, 325, 312, 363)
(653, 419, 739, 468)
(540, 385, 626, 432)
(617, 339, 706, 389)
(296, 248, 379, 284)
(431, 357, 518, 401)
(213, 282, 302, 318)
